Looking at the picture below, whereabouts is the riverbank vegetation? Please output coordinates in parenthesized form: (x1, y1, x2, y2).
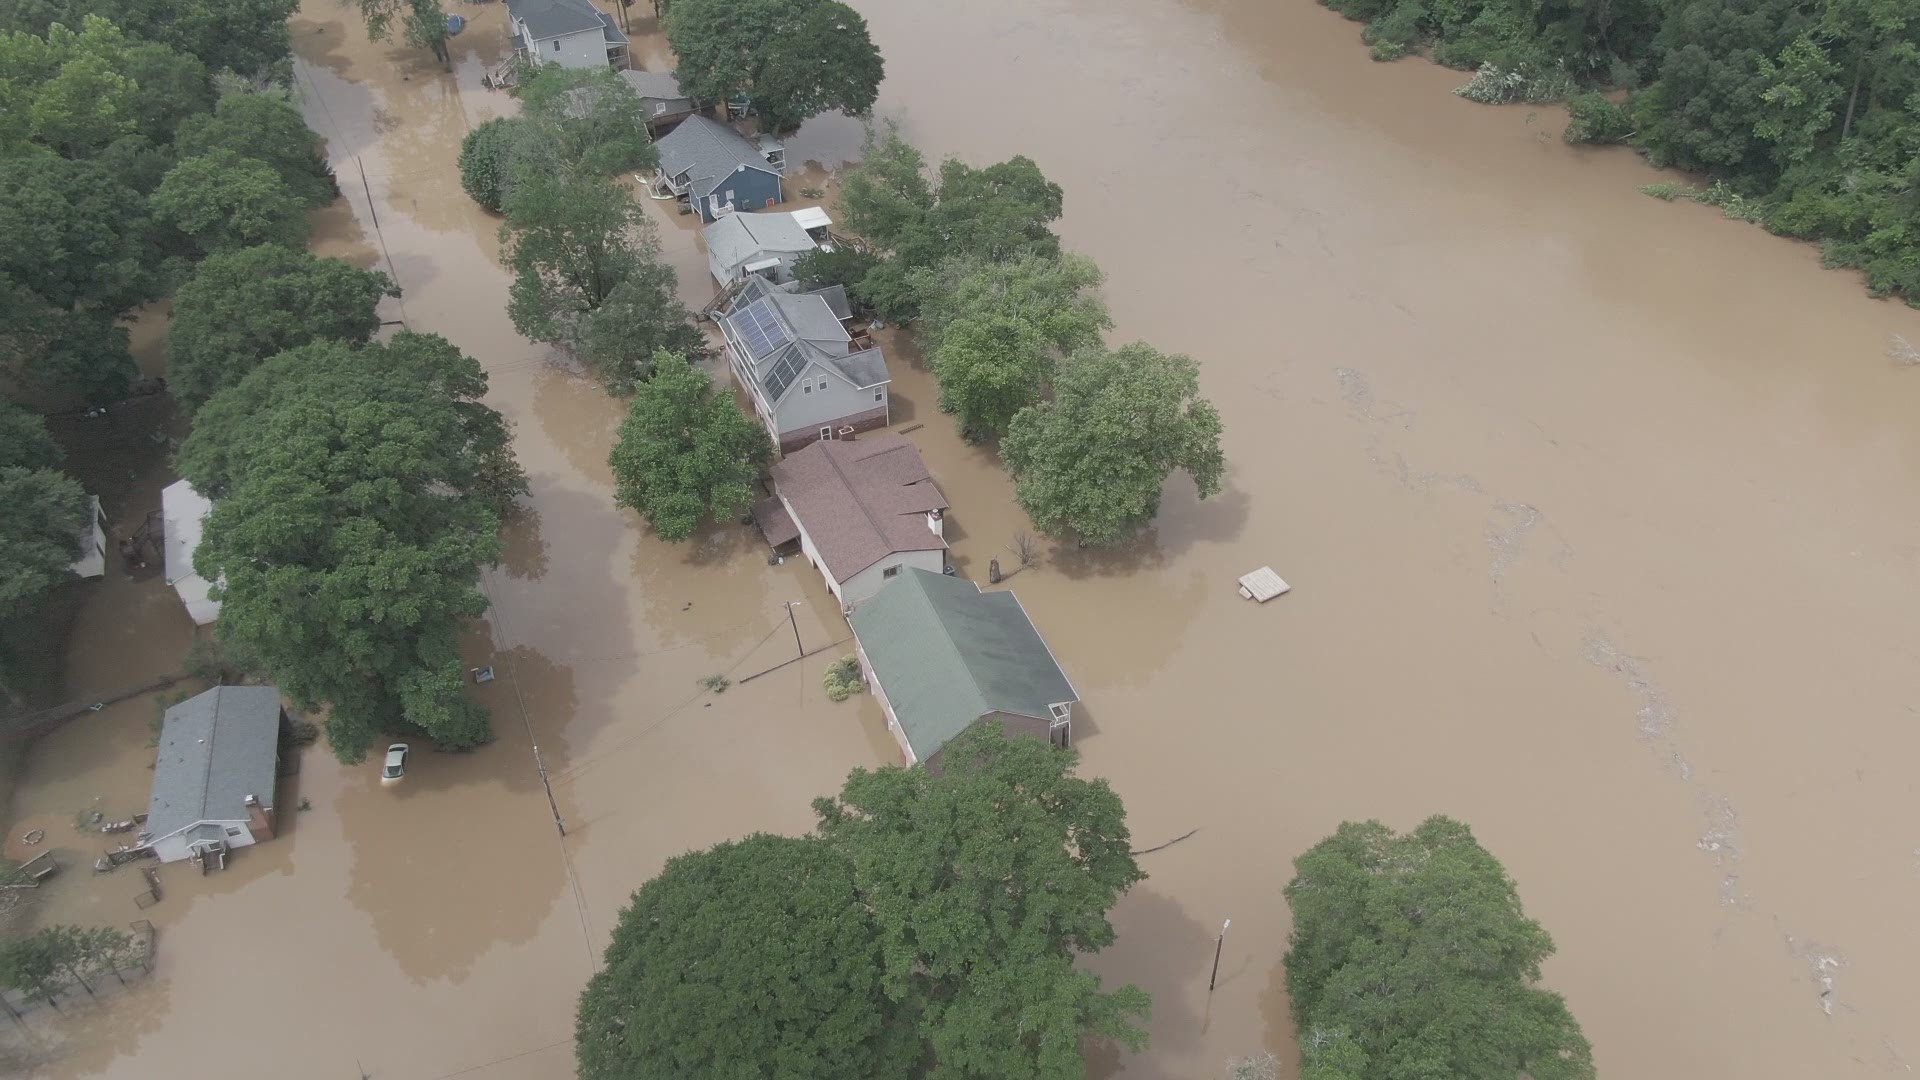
(834, 128, 1228, 545)
(1323, 0, 1920, 303)
(577, 726, 1150, 1080)
(1283, 816, 1594, 1080)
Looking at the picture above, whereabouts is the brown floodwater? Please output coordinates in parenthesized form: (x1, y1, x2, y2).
(6, 0, 1920, 1076)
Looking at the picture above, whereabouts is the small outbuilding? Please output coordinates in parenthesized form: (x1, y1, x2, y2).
(143, 686, 284, 865)
(762, 433, 946, 611)
(162, 479, 220, 625)
(618, 68, 698, 135)
(69, 495, 106, 580)
(850, 569, 1078, 768)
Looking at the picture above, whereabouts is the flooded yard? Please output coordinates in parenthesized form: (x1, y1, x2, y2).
(5, 0, 1920, 1077)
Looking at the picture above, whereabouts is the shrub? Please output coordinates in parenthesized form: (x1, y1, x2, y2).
(1563, 91, 1633, 144)
(1639, 181, 1685, 201)
(1370, 40, 1408, 60)
(459, 117, 523, 213)
(823, 655, 864, 702)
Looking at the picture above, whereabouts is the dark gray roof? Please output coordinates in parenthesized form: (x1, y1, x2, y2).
(721, 278, 889, 402)
(656, 115, 777, 201)
(146, 686, 281, 841)
(597, 10, 626, 46)
(506, 0, 608, 39)
(703, 211, 818, 277)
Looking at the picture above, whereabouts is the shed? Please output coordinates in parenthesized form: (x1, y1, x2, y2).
(162, 479, 220, 625)
(618, 68, 697, 134)
(143, 686, 283, 864)
(70, 495, 106, 579)
(702, 209, 826, 286)
(850, 569, 1078, 766)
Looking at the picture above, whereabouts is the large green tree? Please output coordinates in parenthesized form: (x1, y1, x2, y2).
(917, 253, 1110, 440)
(607, 352, 772, 541)
(0, 15, 139, 156)
(836, 128, 1064, 320)
(174, 91, 336, 206)
(578, 267, 706, 396)
(576, 834, 914, 1080)
(0, 402, 87, 682)
(501, 173, 663, 352)
(458, 115, 524, 213)
(353, 0, 449, 65)
(151, 148, 309, 253)
(1002, 343, 1224, 546)
(178, 333, 525, 761)
(1283, 817, 1594, 1080)
(0, 153, 155, 401)
(167, 244, 396, 410)
(666, 0, 884, 134)
(814, 724, 1151, 1079)
(516, 64, 659, 179)
(0, 0, 298, 77)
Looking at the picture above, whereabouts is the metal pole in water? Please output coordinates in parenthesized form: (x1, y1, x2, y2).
(785, 601, 804, 658)
(1209, 918, 1231, 993)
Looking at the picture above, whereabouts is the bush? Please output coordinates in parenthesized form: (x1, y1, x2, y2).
(1639, 181, 1685, 201)
(823, 655, 864, 702)
(1361, 1, 1424, 51)
(1563, 91, 1633, 144)
(1369, 40, 1408, 60)
(459, 117, 523, 213)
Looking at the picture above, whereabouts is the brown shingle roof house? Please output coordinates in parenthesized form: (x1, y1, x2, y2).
(757, 434, 949, 611)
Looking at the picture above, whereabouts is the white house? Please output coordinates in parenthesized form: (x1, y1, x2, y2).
(143, 686, 282, 865)
(162, 478, 220, 625)
(716, 275, 890, 453)
(69, 495, 106, 579)
(756, 434, 948, 612)
(703, 206, 833, 287)
(506, 0, 627, 70)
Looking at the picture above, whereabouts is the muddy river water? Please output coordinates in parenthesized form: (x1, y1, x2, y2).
(3, 0, 1918, 1077)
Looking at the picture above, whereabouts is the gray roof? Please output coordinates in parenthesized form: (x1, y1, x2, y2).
(656, 115, 777, 201)
(619, 68, 688, 103)
(721, 277, 889, 402)
(851, 570, 1077, 762)
(146, 686, 281, 841)
(506, 0, 609, 39)
(703, 212, 818, 277)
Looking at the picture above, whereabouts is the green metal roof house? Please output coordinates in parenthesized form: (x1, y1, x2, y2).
(848, 569, 1078, 767)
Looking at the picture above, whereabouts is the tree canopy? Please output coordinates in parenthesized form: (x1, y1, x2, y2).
(836, 128, 1064, 320)
(607, 352, 772, 541)
(458, 115, 523, 213)
(0, 0, 298, 77)
(167, 244, 397, 409)
(517, 64, 659, 179)
(353, 0, 450, 65)
(501, 173, 670, 356)
(578, 267, 706, 396)
(178, 333, 525, 761)
(0, 400, 86, 637)
(1002, 344, 1224, 545)
(917, 253, 1110, 439)
(665, 0, 884, 134)
(173, 91, 335, 206)
(152, 148, 309, 253)
(576, 833, 914, 1080)
(1283, 817, 1595, 1080)
(814, 724, 1151, 1078)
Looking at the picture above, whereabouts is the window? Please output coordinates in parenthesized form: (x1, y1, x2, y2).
(874, 390, 884, 402)
(883, 566, 901, 579)
(549, 39, 559, 52)
(225, 826, 243, 837)
(1050, 702, 1071, 722)
(820, 427, 833, 441)
(802, 380, 812, 394)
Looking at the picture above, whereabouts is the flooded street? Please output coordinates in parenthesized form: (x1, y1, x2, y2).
(5, 0, 1919, 1076)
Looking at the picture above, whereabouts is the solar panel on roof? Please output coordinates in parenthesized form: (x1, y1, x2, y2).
(763, 349, 807, 399)
(733, 299, 791, 361)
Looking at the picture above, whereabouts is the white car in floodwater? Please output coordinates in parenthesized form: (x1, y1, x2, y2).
(381, 743, 408, 783)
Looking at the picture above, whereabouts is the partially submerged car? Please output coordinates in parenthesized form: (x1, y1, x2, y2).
(381, 742, 409, 783)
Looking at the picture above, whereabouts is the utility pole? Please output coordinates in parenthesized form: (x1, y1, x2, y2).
(783, 601, 804, 658)
(1209, 918, 1231, 993)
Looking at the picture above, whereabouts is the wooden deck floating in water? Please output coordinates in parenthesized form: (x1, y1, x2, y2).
(1238, 566, 1291, 602)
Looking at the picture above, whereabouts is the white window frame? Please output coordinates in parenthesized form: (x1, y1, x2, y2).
(819, 426, 833, 441)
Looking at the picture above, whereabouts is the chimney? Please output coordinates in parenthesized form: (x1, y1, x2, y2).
(244, 793, 275, 841)
(837, 426, 856, 441)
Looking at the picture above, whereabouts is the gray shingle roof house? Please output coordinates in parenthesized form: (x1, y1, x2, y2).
(702, 207, 831, 286)
(718, 275, 890, 453)
(506, 0, 627, 71)
(144, 685, 283, 864)
(761, 434, 947, 610)
(652, 115, 784, 221)
(618, 69, 697, 134)
(850, 569, 1078, 767)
